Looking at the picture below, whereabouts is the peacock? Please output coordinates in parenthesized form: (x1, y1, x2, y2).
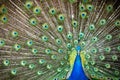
(0, 0, 120, 80)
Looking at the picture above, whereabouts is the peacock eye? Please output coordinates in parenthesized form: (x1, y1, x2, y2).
(51, 55, 57, 60)
(27, 40, 33, 47)
(115, 20, 120, 26)
(57, 25, 63, 32)
(87, 4, 94, 11)
(37, 71, 43, 75)
(106, 47, 111, 52)
(29, 18, 37, 26)
(91, 48, 97, 53)
(112, 55, 118, 61)
(89, 24, 95, 31)
(80, 12, 87, 19)
(72, 20, 78, 28)
(42, 23, 49, 30)
(0, 39, 5, 47)
(29, 64, 35, 69)
(58, 14, 65, 21)
(56, 39, 62, 45)
(105, 63, 111, 68)
(91, 37, 98, 43)
(85, 65, 90, 70)
(115, 71, 119, 76)
(79, 4, 85, 11)
(85, 54, 90, 59)
(0, 15, 8, 23)
(42, 35, 48, 42)
(105, 34, 112, 40)
(11, 69, 17, 75)
(99, 19, 106, 26)
(46, 64, 52, 69)
(106, 5, 113, 12)
(67, 43, 72, 49)
(25, 1, 33, 9)
(0, 5, 7, 14)
(79, 32, 84, 39)
(3, 60, 10, 66)
(39, 59, 45, 64)
(57, 67, 62, 72)
(32, 48, 38, 55)
(94, 67, 98, 72)
(49, 8, 56, 15)
(20, 60, 27, 66)
(14, 44, 21, 51)
(67, 32, 73, 40)
(80, 41, 86, 48)
(45, 49, 51, 54)
(74, 40, 78, 45)
(33, 6, 41, 15)
(58, 49, 63, 54)
(99, 55, 105, 61)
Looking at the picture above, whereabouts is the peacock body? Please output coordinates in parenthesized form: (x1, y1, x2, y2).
(0, 0, 120, 80)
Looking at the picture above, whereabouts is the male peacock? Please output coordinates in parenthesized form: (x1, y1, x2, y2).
(0, 0, 120, 80)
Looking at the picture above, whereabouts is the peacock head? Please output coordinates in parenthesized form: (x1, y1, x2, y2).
(76, 46, 81, 52)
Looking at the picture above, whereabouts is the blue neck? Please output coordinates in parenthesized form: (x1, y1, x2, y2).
(68, 53, 88, 80)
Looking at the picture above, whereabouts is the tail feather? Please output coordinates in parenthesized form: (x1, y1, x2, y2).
(0, 0, 120, 80)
